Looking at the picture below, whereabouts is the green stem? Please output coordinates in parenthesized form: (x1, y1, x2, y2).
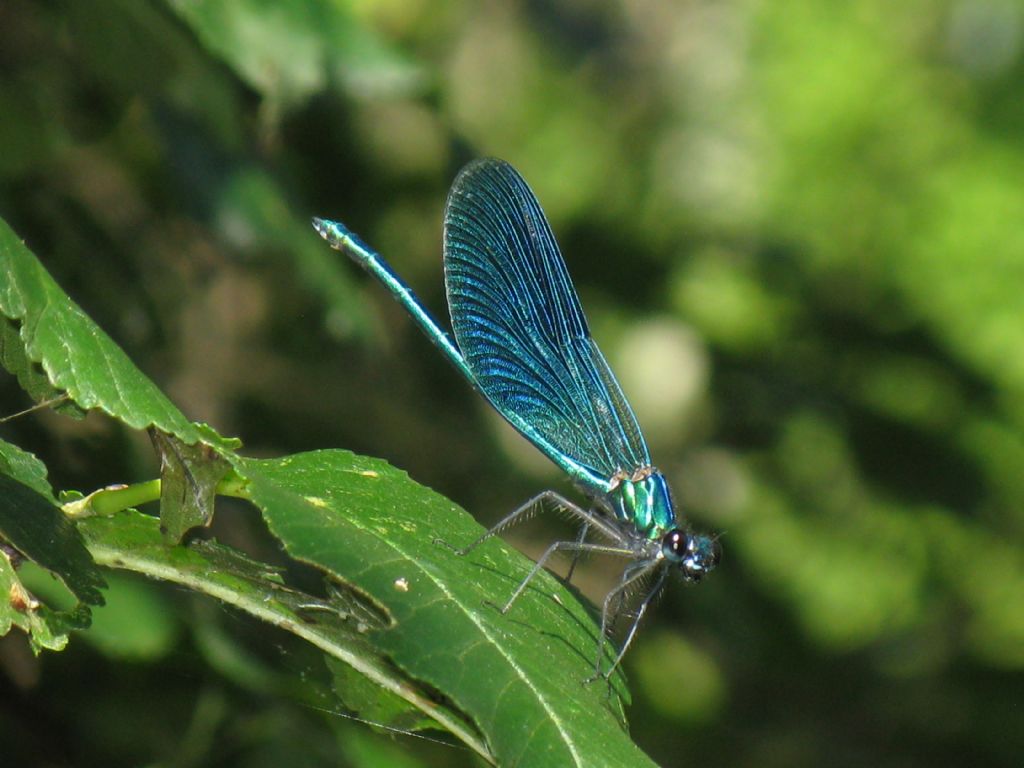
(215, 469, 249, 500)
(93, 479, 161, 515)
(63, 471, 251, 519)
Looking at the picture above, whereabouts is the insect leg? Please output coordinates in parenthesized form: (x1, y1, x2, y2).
(564, 522, 591, 585)
(589, 560, 667, 681)
(498, 540, 635, 614)
(601, 566, 669, 679)
(438, 490, 625, 556)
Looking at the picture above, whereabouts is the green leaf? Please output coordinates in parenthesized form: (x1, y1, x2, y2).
(0, 472, 107, 651)
(234, 450, 655, 768)
(0, 473, 105, 607)
(194, 422, 244, 453)
(326, 655, 437, 736)
(0, 316, 84, 418)
(0, 218, 200, 444)
(166, 0, 423, 106)
(168, 0, 326, 107)
(150, 430, 233, 542)
(0, 436, 53, 499)
(0, 553, 68, 651)
(78, 510, 488, 762)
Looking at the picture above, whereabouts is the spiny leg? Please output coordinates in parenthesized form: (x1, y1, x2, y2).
(497, 540, 635, 615)
(588, 560, 665, 682)
(607, 557, 658, 633)
(603, 574, 629, 638)
(564, 522, 591, 585)
(600, 557, 649, 640)
(597, 566, 669, 681)
(436, 490, 626, 556)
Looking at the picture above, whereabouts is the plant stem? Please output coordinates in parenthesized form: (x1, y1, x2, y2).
(63, 471, 251, 518)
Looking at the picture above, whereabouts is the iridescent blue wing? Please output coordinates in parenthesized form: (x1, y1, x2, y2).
(443, 159, 650, 485)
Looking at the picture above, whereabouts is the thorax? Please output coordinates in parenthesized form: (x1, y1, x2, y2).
(604, 468, 677, 540)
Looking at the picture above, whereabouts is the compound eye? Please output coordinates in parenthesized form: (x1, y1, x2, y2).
(661, 529, 688, 562)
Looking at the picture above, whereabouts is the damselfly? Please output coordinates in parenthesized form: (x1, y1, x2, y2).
(313, 159, 719, 679)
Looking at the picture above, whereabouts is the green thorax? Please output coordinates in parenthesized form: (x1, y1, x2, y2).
(607, 470, 677, 540)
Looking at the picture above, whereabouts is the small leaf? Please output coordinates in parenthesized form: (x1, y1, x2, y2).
(0, 437, 53, 499)
(194, 422, 244, 452)
(0, 472, 106, 651)
(0, 317, 84, 418)
(0, 218, 200, 443)
(150, 429, 232, 542)
(0, 552, 69, 651)
(0, 473, 105, 607)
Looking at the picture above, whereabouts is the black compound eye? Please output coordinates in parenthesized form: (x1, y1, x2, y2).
(661, 529, 688, 561)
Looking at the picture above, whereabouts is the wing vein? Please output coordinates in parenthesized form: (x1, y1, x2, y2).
(443, 159, 650, 483)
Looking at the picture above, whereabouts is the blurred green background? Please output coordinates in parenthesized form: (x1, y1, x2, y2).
(2, 0, 1023, 766)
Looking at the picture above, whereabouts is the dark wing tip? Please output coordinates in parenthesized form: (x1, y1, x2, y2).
(449, 158, 521, 195)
